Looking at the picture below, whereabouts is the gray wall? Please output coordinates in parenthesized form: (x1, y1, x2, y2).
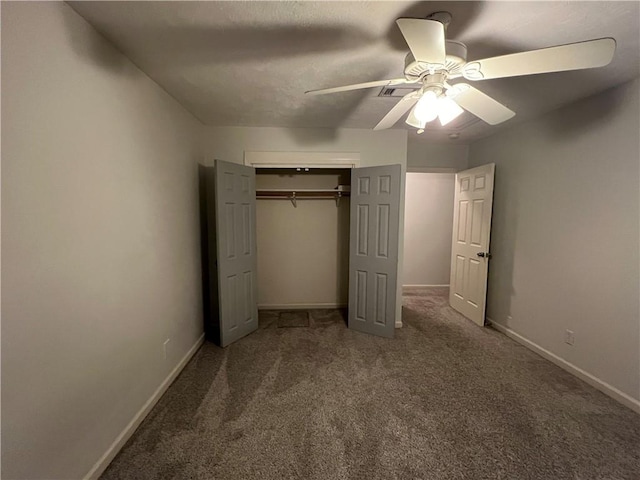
(1, 3, 203, 478)
(403, 173, 455, 286)
(200, 126, 408, 169)
(407, 139, 469, 171)
(468, 78, 640, 402)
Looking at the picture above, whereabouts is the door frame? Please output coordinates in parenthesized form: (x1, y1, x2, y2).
(244, 151, 361, 169)
(401, 170, 457, 293)
(253, 164, 353, 311)
(206, 155, 406, 337)
(250, 159, 404, 331)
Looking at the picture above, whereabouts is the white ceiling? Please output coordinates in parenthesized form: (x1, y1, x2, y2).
(69, 1, 640, 143)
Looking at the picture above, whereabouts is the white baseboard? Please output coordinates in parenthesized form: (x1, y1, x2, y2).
(84, 333, 206, 480)
(488, 319, 640, 414)
(258, 303, 347, 310)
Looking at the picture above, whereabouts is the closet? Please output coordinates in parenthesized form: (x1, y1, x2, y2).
(255, 168, 351, 310)
(201, 156, 401, 347)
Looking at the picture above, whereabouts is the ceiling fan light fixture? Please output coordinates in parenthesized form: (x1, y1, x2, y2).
(437, 97, 464, 126)
(405, 107, 427, 129)
(406, 93, 463, 131)
(413, 90, 439, 123)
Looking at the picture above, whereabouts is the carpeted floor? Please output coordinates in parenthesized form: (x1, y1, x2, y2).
(101, 289, 640, 479)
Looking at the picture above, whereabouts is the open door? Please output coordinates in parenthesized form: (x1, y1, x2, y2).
(205, 160, 258, 347)
(449, 163, 495, 326)
(348, 164, 402, 338)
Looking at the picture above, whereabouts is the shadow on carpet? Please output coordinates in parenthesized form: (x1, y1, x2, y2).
(100, 295, 640, 480)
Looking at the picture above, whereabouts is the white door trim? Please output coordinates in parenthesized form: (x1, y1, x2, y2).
(244, 151, 360, 169)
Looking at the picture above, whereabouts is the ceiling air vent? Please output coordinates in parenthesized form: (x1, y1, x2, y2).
(378, 86, 416, 98)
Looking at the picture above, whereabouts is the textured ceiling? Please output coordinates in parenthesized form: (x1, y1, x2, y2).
(69, 1, 640, 143)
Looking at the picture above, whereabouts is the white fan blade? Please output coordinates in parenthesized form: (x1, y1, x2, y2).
(448, 84, 515, 125)
(463, 38, 616, 81)
(396, 18, 446, 65)
(305, 78, 408, 96)
(374, 91, 421, 130)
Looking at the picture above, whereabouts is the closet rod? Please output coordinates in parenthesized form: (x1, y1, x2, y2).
(255, 188, 350, 195)
(256, 189, 349, 208)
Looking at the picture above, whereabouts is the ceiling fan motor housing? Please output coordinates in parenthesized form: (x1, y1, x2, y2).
(421, 72, 447, 95)
(404, 40, 468, 82)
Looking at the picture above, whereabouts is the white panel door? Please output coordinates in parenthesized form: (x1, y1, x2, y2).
(449, 163, 495, 326)
(348, 164, 401, 338)
(215, 160, 258, 346)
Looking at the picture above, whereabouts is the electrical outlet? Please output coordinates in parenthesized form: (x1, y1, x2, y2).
(163, 338, 171, 360)
(564, 330, 575, 346)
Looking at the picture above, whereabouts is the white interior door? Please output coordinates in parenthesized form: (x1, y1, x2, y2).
(214, 160, 258, 346)
(449, 163, 495, 326)
(348, 164, 401, 338)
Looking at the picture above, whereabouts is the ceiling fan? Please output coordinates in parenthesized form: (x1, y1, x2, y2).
(305, 12, 616, 133)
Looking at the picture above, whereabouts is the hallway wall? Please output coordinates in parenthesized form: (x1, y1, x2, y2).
(403, 173, 455, 287)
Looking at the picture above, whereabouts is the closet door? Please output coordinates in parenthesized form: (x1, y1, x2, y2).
(214, 160, 258, 347)
(348, 164, 401, 338)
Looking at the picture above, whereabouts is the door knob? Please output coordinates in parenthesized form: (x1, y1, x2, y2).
(477, 252, 492, 258)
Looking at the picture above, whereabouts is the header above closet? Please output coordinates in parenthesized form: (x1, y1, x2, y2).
(245, 151, 360, 169)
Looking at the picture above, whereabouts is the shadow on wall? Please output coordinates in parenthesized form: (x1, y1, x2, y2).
(486, 164, 519, 328)
(282, 126, 342, 145)
(538, 81, 633, 140)
(285, 90, 370, 145)
(61, 3, 135, 75)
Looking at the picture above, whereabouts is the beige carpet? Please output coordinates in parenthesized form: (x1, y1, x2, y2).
(101, 289, 640, 479)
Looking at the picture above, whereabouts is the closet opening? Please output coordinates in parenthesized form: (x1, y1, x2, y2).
(254, 168, 351, 325)
(201, 158, 402, 345)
